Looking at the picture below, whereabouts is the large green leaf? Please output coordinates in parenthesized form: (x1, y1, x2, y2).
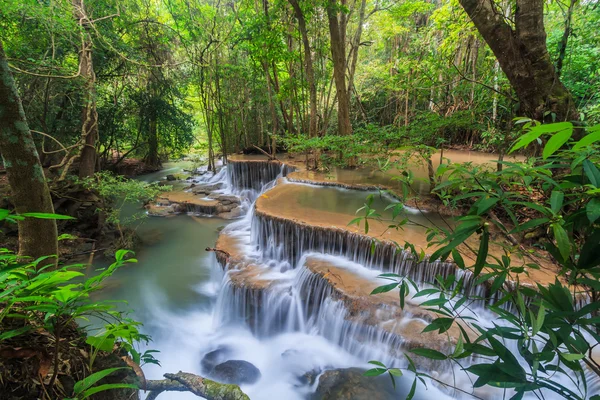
(551, 223, 570, 262)
(573, 129, 600, 151)
(550, 191, 564, 214)
(510, 122, 572, 154)
(542, 128, 573, 159)
(21, 212, 75, 220)
(583, 159, 600, 188)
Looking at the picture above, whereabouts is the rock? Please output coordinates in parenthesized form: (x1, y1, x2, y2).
(211, 360, 261, 385)
(311, 368, 400, 400)
(166, 174, 176, 181)
(218, 206, 243, 220)
(201, 346, 232, 373)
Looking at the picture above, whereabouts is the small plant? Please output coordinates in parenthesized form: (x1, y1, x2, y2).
(0, 210, 158, 399)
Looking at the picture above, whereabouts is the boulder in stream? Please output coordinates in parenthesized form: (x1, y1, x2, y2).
(211, 360, 261, 385)
(311, 368, 399, 400)
(201, 346, 232, 373)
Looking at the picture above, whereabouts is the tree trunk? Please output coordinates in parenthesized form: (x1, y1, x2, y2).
(73, 0, 98, 178)
(347, 0, 366, 94)
(459, 0, 578, 122)
(289, 0, 317, 138)
(326, 0, 352, 136)
(555, 0, 577, 78)
(0, 41, 58, 261)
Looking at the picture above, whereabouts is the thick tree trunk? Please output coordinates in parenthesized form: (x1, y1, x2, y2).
(289, 0, 318, 138)
(459, 0, 578, 122)
(326, 0, 352, 136)
(73, 0, 98, 178)
(0, 41, 58, 260)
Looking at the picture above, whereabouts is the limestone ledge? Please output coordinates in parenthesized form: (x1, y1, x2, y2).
(213, 231, 462, 361)
(147, 185, 243, 220)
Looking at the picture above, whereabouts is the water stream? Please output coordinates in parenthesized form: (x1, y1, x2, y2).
(95, 158, 595, 400)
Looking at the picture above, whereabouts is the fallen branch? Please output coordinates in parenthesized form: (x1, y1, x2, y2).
(205, 247, 231, 262)
(252, 145, 279, 162)
(145, 371, 249, 400)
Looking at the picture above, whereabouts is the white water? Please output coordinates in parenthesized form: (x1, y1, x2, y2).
(101, 161, 596, 399)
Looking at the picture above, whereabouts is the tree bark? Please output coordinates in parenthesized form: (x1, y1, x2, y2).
(458, 0, 578, 122)
(289, 0, 318, 138)
(73, 0, 98, 178)
(326, 0, 353, 136)
(0, 41, 58, 260)
(555, 0, 577, 78)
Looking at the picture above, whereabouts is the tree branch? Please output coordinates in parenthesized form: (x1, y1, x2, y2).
(145, 371, 249, 400)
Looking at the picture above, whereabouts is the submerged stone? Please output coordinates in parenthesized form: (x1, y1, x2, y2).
(211, 360, 261, 385)
(312, 368, 399, 400)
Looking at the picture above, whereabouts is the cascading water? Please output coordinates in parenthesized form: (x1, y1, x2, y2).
(115, 159, 597, 400)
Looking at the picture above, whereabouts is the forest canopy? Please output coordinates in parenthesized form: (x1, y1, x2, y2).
(1, 0, 597, 172)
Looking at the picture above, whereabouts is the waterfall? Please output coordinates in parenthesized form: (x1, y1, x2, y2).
(205, 158, 598, 400)
(249, 210, 497, 302)
(226, 160, 296, 192)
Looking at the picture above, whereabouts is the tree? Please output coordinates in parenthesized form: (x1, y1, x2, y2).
(326, 0, 353, 136)
(0, 40, 58, 260)
(72, 0, 98, 178)
(458, 0, 578, 122)
(289, 0, 318, 139)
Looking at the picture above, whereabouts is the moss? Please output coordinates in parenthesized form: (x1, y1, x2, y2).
(204, 378, 250, 400)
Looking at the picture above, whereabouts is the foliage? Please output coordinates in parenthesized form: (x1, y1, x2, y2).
(362, 122, 600, 399)
(0, 211, 158, 399)
(77, 171, 169, 246)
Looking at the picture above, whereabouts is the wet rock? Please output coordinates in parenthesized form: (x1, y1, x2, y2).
(166, 174, 176, 181)
(311, 368, 399, 400)
(218, 206, 243, 220)
(201, 346, 232, 373)
(211, 360, 261, 385)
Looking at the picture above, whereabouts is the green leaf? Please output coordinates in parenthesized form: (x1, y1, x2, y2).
(583, 159, 600, 188)
(411, 348, 447, 360)
(0, 326, 31, 340)
(577, 230, 600, 269)
(20, 212, 75, 220)
(74, 368, 126, 395)
(473, 229, 489, 277)
(551, 223, 570, 261)
(533, 304, 545, 336)
(451, 249, 465, 270)
(363, 368, 387, 376)
(81, 383, 139, 398)
(508, 218, 550, 234)
(550, 191, 564, 214)
(573, 130, 600, 151)
(367, 360, 386, 367)
(388, 368, 403, 377)
(510, 122, 572, 153)
(370, 282, 398, 295)
(406, 379, 417, 400)
(586, 198, 600, 223)
(476, 197, 499, 215)
(560, 353, 584, 362)
(543, 127, 573, 159)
